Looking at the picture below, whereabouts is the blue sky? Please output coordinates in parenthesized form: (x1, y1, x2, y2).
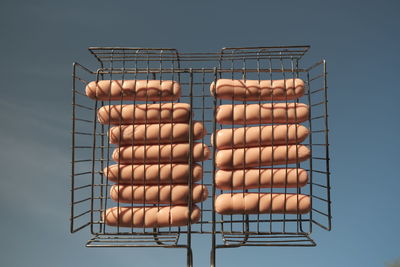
(0, 0, 399, 266)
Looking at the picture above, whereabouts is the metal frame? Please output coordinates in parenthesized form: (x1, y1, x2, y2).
(70, 46, 331, 267)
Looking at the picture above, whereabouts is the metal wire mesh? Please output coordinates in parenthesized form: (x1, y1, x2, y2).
(71, 46, 331, 267)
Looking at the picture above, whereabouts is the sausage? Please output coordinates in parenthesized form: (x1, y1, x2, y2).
(210, 78, 305, 101)
(112, 143, 210, 164)
(215, 145, 310, 170)
(110, 184, 208, 204)
(86, 80, 181, 101)
(104, 163, 203, 184)
(215, 103, 309, 125)
(104, 205, 201, 228)
(215, 168, 308, 190)
(97, 103, 190, 125)
(108, 122, 206, 145)
(213, 124, 309, 149)
(215, 193, 311, 214)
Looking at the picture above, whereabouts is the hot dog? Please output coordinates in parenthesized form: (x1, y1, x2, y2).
(104, 164, 203, 184)
(215, 193, 310, 214)
(86, 80, 181, 101)
(104, 205, 201, 228)
(109, 122, 206, 145)
(210, 78, 305, 101)
(97, 103, 190, 125)
(215, 145, 310, 170)
(215, 168, 308, 190)
(215, 103, 309, 125)
(112, 143, 210, 164)
(110, 184, 208, 204)
(213, 124, 309, 149)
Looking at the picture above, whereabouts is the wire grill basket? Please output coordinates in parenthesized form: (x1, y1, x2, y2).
(71, 45, 331, 267)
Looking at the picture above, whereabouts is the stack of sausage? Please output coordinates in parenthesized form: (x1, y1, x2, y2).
(210, 79, 312, 215)
(86, 80, 210, 228)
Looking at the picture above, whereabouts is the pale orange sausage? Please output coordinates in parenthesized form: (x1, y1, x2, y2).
(213, 124, 309, 149)
(112, 143, 210, 164)
(110, 184, 208, 204)
(215, 168, 308, 190)
(215, 193, 311, 214)
(98, 103, 190, 125)
(215, 145, 310, 170)
(86, 80, 181, 101)
(210, 78, 305, 101)
(104, 205, 201, 228)
(104, 164, 203, 184)
(215, 103, 309, 125)
(109, 122, 206, 145)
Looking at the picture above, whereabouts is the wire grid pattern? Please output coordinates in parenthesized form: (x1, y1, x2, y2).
(71, 46, 330, 257)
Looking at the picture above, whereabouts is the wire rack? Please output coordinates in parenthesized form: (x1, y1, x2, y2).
(71, 46, 331, 267)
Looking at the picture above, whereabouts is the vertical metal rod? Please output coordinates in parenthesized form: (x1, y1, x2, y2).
(268, 56, 275, 233)
(200, 68, 205, 233)
(98, 60, 105, 236)
(131, 49, 139, 234)
(156, 51, 163, 239)
(90, 100, 98, 234)
(290, 57, 300, 234)
(187, 68, 194, 267)
(256, 51, 261, 234)
(229, 50, 234, 233)
(99, 107, 105, 233)
(142, 50, 150, 234)
(323, 60, 332, 230)
(279, 53, 289, 234)
(109, 49, 119, 234)
(70, 63, 76, 233)
(242, 56, 250, 238)
(210, 67, 218, 267)
(306, 68, 314, 234)
(114, 49, 125, 236)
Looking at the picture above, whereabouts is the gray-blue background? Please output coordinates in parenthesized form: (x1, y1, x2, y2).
(1, 0, 399, 266)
